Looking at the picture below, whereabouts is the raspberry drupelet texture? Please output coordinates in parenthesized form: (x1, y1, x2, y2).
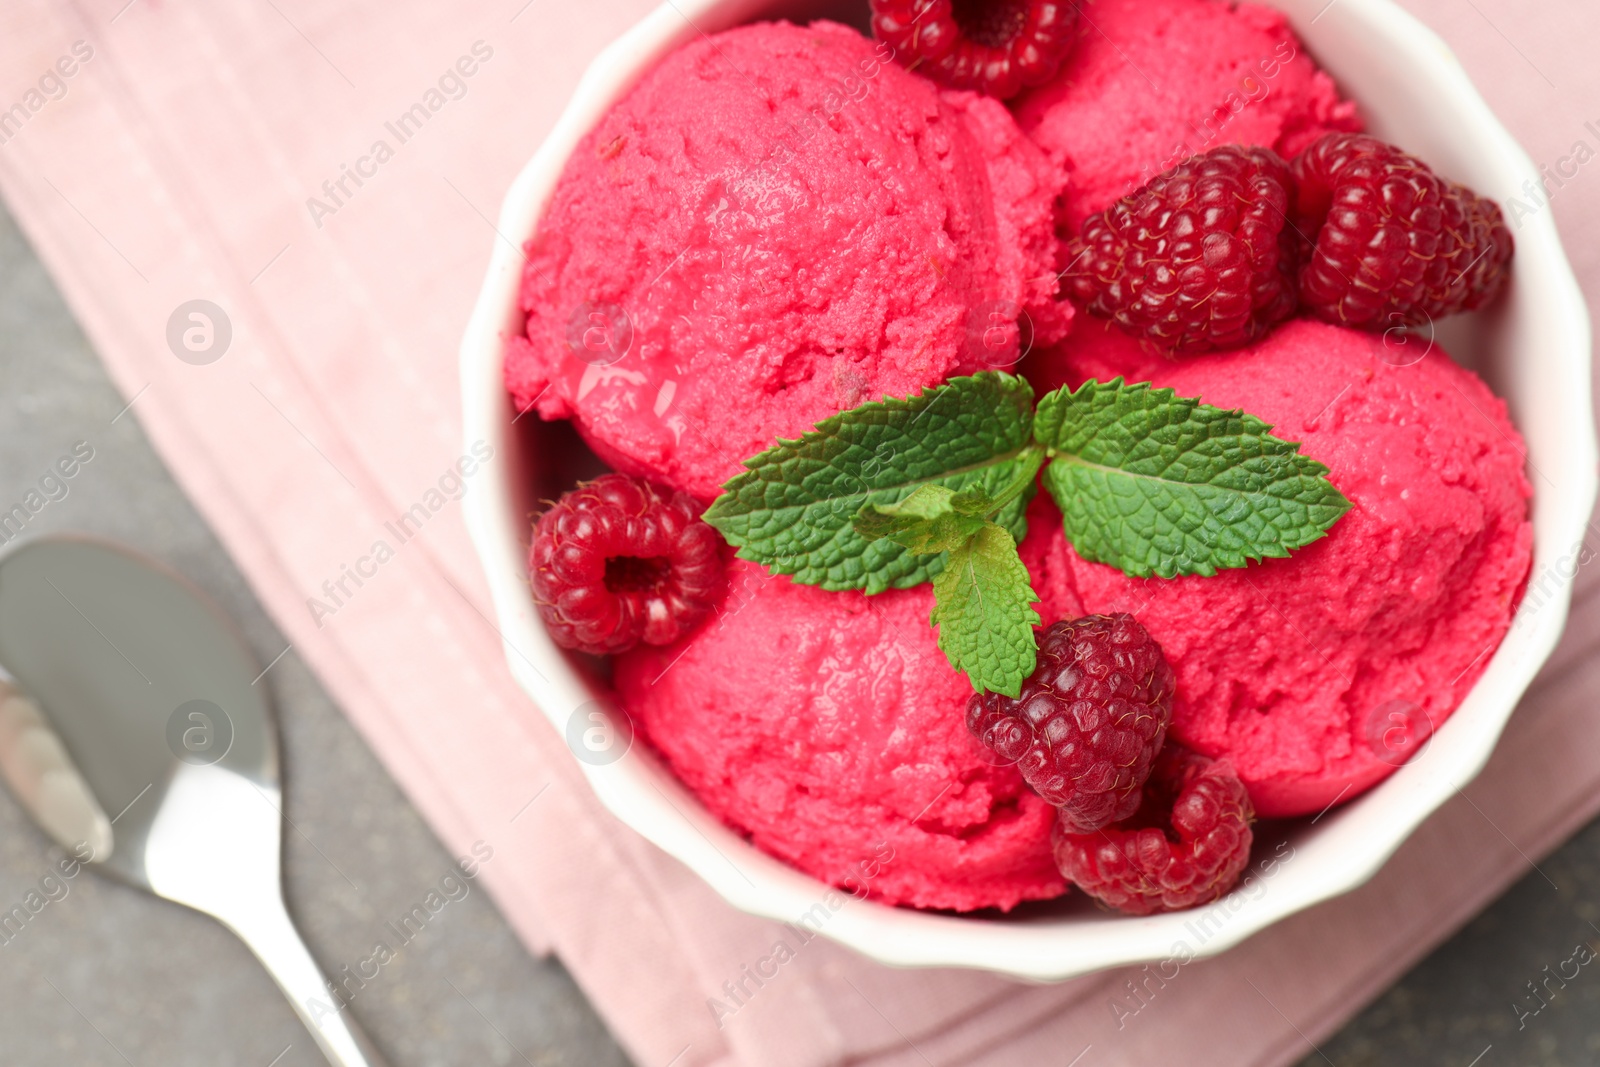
(1053, 746, 1254, 915)
(967, 614, 1174, 833)
(1061, 145, 1299, 354)
(870, 0, 1078, 100)
(530, 474, 725, 655)
(1291, 132, 1514, 330)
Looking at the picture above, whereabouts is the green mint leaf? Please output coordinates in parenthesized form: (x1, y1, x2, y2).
(853, 443, 1044, 555)
(704, 373, 1039, 593)
(930, 522, 1040, 697)
(853, 484, 990, 555)
(1034, 378, 1352, 579)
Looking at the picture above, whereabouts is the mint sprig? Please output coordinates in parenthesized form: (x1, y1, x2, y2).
(704, 372, 1349, 695)
(1034, 378, 1352, 578)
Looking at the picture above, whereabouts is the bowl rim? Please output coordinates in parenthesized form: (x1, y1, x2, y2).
(458, 0, 1598, 980)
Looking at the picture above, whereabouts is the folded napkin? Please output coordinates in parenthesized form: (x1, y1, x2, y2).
(1, 0, 1595, 1063)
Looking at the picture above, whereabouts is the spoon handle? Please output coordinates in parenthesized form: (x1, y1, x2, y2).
(228, 894, 391, 1067)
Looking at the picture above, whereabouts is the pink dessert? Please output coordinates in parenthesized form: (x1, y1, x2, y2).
(511, 5, 1529, 915)
(616, 557, 1079, 911)
(1020, 319, 1534, 816)
(506, 20, 1068, 501)
(1012, 0, 1361, 228)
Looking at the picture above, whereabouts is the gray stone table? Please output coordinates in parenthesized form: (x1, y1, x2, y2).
(2, 195, 1598, 1067)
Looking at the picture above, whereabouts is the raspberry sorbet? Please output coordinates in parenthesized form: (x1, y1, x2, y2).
(510, 0, 1531, 915)
(506, 20, 1068, 501)
(1022, 319, 1534, 816)
(616, 559, 1081, 911)
(1012, 0, 1361, 228)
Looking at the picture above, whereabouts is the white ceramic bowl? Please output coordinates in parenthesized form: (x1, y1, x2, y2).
(460, 0, 1596, 980)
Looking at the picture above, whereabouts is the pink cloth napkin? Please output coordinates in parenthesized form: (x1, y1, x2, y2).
(2, 1, 1597, 1063)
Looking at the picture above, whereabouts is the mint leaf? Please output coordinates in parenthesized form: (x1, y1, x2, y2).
(930, 523, 1040, 697)
(704, 373, 1040, 593)
(853, 445, 1045, 555)
(853, 484, 989, 554)
(1034, 378, 1352, 579)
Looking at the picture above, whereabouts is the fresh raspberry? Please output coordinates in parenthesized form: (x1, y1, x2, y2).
(966, 614, 1174, 833)
(530, 474, 725, 655)
(1053, 747, 1254, 915)
(870, 0, 1078, 100)
(1291, 132, 1514, 330)
(1061, 145, 1299, 354)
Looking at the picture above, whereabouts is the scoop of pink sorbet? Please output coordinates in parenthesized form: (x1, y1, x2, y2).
(1021, 319, 1533, 817)
(1013, 0, 1361, 228)
(507, 20, 1070, 501)
(616, 556, 1080, 912)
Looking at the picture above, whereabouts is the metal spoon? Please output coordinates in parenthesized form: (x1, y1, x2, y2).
(0, 534, 387, 1067)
